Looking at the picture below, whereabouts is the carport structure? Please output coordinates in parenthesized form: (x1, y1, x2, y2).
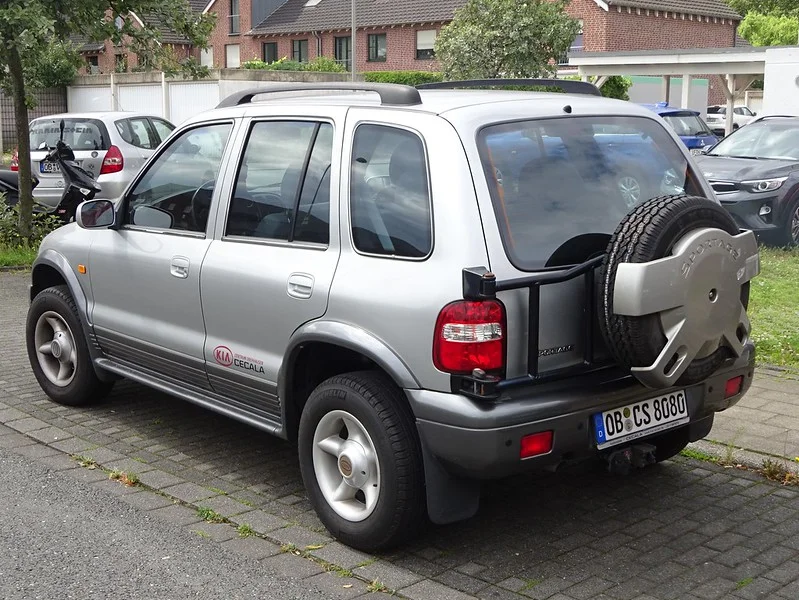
(569, 46, 768, 135)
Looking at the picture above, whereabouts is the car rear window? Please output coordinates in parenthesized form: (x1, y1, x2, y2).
(30, 118, 110, 151)
(662, 113, 712, 137)
(478, 116, 703, 270)
(707, 106, 726, 115)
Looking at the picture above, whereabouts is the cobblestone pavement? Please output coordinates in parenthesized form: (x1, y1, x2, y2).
(2, 271, 799, 600)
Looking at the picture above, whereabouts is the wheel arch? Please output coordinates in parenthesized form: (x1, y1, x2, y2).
(30, 250, 117, 382)
(279, 321, 420, 441)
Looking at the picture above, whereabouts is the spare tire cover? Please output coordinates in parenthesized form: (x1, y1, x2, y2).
(598, 195, 759, 388)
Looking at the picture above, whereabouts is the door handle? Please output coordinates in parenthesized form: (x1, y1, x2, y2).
(170, 256, 190, 279)
(287, 273, 314, 299)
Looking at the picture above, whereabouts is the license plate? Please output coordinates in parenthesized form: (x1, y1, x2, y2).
(39, 161, 60, 174)
(593, 391, 689, 450)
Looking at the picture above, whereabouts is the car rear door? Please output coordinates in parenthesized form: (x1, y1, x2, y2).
(199, 108, 344, 422)
(29, 117, 109, 204)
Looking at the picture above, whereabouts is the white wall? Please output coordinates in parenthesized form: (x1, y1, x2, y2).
(67, 86, 112, 112)
(626, 76, 710, 117)
(117, 84, 162, 115)
(169, 82, 220, 125)
(763, 47, 799, 116)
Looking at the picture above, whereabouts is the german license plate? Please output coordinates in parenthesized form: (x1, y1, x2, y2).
(593, 391, 689, 450)
(39, 161, 60, 174)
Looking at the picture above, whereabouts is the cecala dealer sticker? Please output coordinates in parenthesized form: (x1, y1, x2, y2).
(213, 345, 265, 374)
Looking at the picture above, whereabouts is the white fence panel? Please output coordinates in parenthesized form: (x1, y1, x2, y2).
(117, 84, 162, 116)
(68, 86, 112, 112)
(169, 82, 220, 125)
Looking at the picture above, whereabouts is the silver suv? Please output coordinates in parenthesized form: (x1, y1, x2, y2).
(25, 81, 760, 551)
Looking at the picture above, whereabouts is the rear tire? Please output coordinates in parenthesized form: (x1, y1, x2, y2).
(780, 197, 799, 247)
(298, 371, 425, 551)
(26, 285, 114, 406)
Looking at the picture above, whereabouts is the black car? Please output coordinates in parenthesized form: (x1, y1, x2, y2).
(695, 116, 799, 245)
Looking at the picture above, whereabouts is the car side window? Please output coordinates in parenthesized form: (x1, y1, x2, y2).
(125, 123, 232, 233)
(129, 118, 157, 149)
(151, 118, 175, 144)
(350, 124, 432, 258)
(225, 121, 332, 244)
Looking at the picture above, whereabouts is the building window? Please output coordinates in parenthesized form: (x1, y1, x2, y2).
(229, 0, 240, 34)
(226, 43, 241, 68)
(367, 34, 387, 62)
(293, 39, 308, 63)
(559, 20, 584, 65)
(416, 30, 436, 60)
(86, 55, 100, 74)
(200, 47, 214, 67)
(263, 42, 278, 63)
(334, 36, 351, 71)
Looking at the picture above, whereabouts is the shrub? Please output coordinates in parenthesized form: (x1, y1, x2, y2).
(363, 71, 444, 86)
(241, 56, 345, 73)
(304, 56, 346, 73)
(0, 195, 62, 248)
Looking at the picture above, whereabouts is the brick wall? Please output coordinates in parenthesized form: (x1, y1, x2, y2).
(207, 0, 260, 67)
(566, 0, 608, 52)
(604, 9, 736, 51)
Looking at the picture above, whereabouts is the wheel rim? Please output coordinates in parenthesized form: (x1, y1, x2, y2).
(34, 311, 78, 387)
(311, 410, 381, 522)
(618, 176, 641, 207)
(791, 205, 799, 244)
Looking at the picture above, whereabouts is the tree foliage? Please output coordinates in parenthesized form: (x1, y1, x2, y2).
(738, 12, 799, 46)
(728, 1, 799, 17)
(434, 0, 580, 80)
(0, 0, 214, 238)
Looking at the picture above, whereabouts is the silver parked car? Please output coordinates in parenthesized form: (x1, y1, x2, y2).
(25, 81, 759, 551)
(25, 112, 174, 210)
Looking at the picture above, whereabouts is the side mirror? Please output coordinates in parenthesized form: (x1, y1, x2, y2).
(76, 199, 115, 229)
(131, 205, 173, 229)
(753, 112, 758, 116)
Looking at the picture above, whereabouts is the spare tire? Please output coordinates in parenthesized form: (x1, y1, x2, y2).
(598, 195, 759, 389)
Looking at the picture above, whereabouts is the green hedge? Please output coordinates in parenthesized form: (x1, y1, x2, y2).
(363, 71, 444, 86)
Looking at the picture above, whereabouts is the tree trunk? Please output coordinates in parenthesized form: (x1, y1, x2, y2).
(7, 45, 33, 241)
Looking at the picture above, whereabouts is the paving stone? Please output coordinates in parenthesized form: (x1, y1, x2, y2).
(193, 494, 252, 518)
(269, 525, 333, 550)
(310, 542, 374, 570)
(227, 509, 290, 533)
(304, 572, 368, 599)
(401, 578, 477, 600)
(354, 561, 424, 590)
(189, 522, 239, 543)
(120, 491, 176, 511)
(261, 551, 324, 576)
(161, 481, 219, 503)
(732, 577, 784, 600)
(137, 469, 185, 489)
(148, 503, 203, 527)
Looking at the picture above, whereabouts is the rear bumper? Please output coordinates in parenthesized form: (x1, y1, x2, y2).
(408, 343, 755, 480)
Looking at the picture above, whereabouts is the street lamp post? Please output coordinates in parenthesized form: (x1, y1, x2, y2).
(351, 0, 356, 81)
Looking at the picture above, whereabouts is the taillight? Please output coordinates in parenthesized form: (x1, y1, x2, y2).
(10, 149, 18, 171)
(100, 145, 124, 174)
(433, 300, 505, 374)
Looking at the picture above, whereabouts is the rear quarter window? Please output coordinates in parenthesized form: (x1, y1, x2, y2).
(30, 118, 110, 151)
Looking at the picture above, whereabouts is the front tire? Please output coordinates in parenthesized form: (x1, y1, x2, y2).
(26, 285, 114, 406)
(780, 197, 799, 247)
(298, 372, 425, 551)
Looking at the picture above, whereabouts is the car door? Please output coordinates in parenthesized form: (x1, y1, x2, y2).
(200, 113, 342, 419)
(88, 120, 236, 390)
(150, 118, 176, 147)
(115, 117, 158, 172)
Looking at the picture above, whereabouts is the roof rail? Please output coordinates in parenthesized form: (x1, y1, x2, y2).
(216, 82, 422, 108)
(416, 78, 602, 97)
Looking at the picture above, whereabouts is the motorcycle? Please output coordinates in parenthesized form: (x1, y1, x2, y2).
(0, 168, 38, 211)
(38, 120, 101, 223)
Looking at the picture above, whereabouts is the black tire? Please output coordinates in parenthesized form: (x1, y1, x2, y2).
(26, 285, 114, 406)
(298, 371, 425, 551)
(779, 197, 799, 247)
(598, 195, 748, 386)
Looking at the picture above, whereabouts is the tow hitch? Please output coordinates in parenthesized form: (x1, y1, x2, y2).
(606, 444, 657, 475)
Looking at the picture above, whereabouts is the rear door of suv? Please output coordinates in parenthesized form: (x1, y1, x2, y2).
(199, 107, 345, 422)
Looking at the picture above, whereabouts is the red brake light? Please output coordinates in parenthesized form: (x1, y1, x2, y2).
(724, 375, 744, 399)
(100, 145, 124, 174)
(10, 149, 18, 171)
(520, 431, 553, 459)
(433, 300, 505, 374)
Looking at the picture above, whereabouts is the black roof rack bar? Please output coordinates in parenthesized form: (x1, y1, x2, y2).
(216, 82, 422, 108)
(416, 78, 602, 97)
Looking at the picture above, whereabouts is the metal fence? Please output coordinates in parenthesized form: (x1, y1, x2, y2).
(0, 88, 67, 152)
